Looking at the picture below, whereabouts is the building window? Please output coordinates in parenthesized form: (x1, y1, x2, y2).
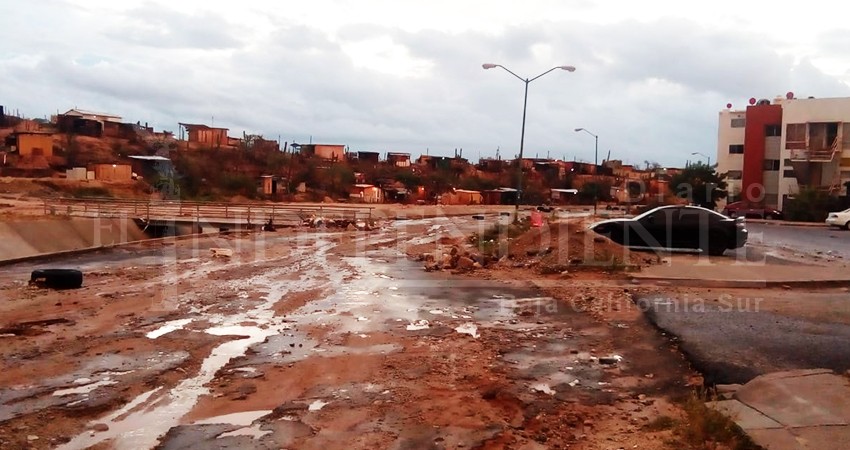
(784, 169, 796, 178)
(728, 144, 744, 154)
(731, 118, 746, 128)
(727, 170, 743, 180)
(786, 123, 806, 149)
(765, 124, 782, 136)
(763, 159, 780, 171)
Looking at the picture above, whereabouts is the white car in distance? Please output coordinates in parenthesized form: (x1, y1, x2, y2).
(825, 207, 850, 230)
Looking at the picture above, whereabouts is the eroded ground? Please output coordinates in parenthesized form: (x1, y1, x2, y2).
(0, 216, 701, 449)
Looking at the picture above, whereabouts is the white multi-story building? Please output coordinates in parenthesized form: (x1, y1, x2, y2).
(715, 94, 850, 210)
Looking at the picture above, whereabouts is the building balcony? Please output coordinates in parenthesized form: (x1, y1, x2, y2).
(788, 138, 840, 163)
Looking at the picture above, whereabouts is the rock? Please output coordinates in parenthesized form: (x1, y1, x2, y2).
(424, 263, 439, 272)
(473, 262, 483, 270)
(442, 254, 453, 268)
(27, 436, 39, 441)
(598, 357, 620, 365)
(90, 423, 109, 432)
(450, 246, 459, 256)
(715, 383, 742, 394)
(456, 257, 476, 272)
(781, 284, 792, 290)
(346, 223, 357, 232)
(593, 236, 606, 243)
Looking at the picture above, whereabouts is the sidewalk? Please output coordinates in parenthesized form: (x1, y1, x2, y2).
(708, 369, 850, 449)
(630, 258, 850, 288)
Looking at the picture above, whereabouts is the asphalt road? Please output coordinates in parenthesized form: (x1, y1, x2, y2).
(746, 222, 850, 261)
(637, 289, 850, 385)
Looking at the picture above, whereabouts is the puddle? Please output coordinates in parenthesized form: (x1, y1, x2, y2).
(146, 319, 194, 339)
(53, 379, 117, 397)
(218, 424, 272, 440)
(194, 410, 272, 426)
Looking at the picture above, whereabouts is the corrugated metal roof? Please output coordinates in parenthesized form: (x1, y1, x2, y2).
(128, 155, 171, 161)
(63, 109, 122, 119)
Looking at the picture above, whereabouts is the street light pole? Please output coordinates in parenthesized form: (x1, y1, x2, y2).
(574, 128, 598, 215)
(691, 152, 711, 166)
(483, 63, 576, 221)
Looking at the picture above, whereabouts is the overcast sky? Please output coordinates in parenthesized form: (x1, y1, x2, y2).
(2, 1, 849, 166)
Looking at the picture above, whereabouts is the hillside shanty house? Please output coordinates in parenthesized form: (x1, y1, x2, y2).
(178, 123, 230, 147)
(7, 131, 53, 158)
(90, 163, 133, 182)
(441, 189, 482, 205)
(482, 187, 518, 205)
(57, 109, 126, 138)
(550, 188, 578, 205)
(356, 151, 380, 164)
(349, 184, 383, 203)
(387, 152, 411, 167)
(301, 144, 345, 161)
(259, 175, 283, 195)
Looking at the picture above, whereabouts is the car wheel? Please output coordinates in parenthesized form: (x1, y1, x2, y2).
(30, 269, 83, 289)
(765, 213, 775, 220)
(845, 221, 850, 231)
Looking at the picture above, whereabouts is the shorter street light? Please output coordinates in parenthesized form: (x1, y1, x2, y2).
(574, 128, 598, 215)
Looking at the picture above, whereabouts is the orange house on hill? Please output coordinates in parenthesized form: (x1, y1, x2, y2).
(301, 144, 345, 161)
(10, 132, 53, 157)
(179, 123, 229, 147)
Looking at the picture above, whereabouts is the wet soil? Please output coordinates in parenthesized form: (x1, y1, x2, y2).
(0, 216, 699, 449)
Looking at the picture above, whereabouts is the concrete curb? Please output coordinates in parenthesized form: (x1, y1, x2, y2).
(746, 219, 828, 228)
(629, 276, 850, 289)
(0, 230, 255, 268)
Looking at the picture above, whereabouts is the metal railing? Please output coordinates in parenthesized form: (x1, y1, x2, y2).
(42, 197, 375, 225)
(789, 138, 841, 162)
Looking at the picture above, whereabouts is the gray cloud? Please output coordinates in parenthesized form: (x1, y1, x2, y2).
(104, 3, 244, 49)
(1, 4, 848, 166)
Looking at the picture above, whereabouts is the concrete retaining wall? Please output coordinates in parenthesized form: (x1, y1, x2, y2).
(0, 218, 149, 260)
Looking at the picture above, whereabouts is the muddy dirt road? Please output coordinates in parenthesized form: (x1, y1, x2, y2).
(0, 216, 696, 449)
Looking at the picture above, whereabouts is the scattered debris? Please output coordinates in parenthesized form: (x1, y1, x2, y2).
(308, 400, 328, 411)
(454, 323, 480, 338)
(406, 320, 430, 331)
(210, 248, 234, 258)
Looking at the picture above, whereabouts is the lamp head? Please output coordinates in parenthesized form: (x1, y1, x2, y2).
(574, 128, 583, 132)
(482, 63, 498, 69)
(558, 66, 577, 72)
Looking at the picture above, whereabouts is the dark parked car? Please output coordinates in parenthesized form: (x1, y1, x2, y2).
(721, 201, 783, 220)
(590, 205, 747, 255)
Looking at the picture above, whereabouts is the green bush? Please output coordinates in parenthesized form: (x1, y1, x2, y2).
(783, 187, 843, 222)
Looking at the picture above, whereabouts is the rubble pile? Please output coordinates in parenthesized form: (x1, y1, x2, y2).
(416, 245, 495, 274)
(301, 217, 378, 230)
(501, 219, 649, 273)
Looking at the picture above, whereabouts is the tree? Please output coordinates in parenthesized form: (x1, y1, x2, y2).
(670, 162, 727, 208)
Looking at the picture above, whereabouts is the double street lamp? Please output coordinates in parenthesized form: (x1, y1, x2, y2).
(574, 127, 598, 215)
(483, 63, 576, 218)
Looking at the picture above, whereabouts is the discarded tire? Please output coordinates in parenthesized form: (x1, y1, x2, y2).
(30, 269, 83, 289)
